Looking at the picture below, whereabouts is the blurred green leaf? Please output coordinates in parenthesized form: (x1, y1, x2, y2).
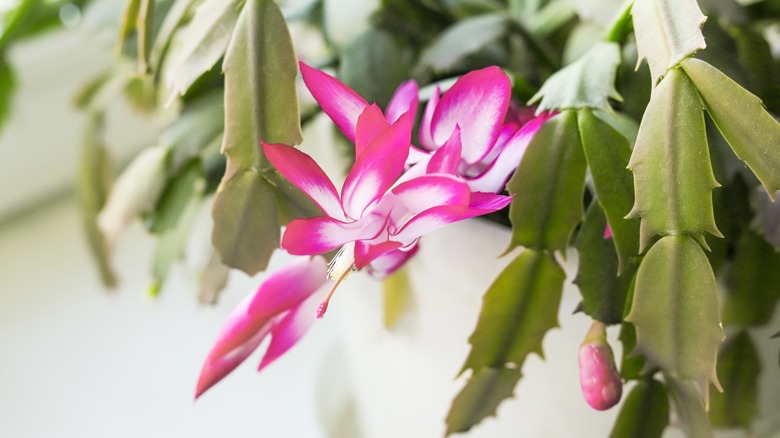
(382, 265, 412, 329)
(338, 27, 411, 107)
(165, 0, 240, 99)
(609, 379, 669, 438)
(751, 186, 780, 249)
(220, 0, 303, 179)
(732, 25, 780, 114)
(461, 249, 565, 372)
(212, 171, 280, 276)
(445, 367, 521, 436)
(531, 42, 622, 113)
(578, 108, 638, 272)
(136, 0, 155, 73)
(574, 202, 633, 324)
(709, 331, 760, 429)
(150, 0, 197, 75)
(666, 376, 715, 438)
(198, 250, 231, 305)
(507, 111, 586, 252)
(417, 13, 509, 73)
(117, 0, 142, 54)
(145, 159, 203, 234)
(632, 0, 707, 85)
(627, 69, 721, 252)
(682, 58, 780, 200)
(0, 60, 15, 132)
(124, 73, 157, 112)
(722, 230, 780, 328)
(162, 91, 224, 169)
(619, 320, 646, 380)
(627, 235, 724, 403)
(77, 113, 117, 288)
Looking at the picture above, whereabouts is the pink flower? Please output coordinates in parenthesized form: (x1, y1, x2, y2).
(195, 256, 329, 398)
(578, 322, 623, 410)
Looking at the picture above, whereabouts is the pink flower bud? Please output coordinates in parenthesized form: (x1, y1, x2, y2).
(579, 322, 622, 411)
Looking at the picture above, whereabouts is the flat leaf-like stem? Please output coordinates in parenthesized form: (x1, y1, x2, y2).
(609, 378, 669, 438)
(461, 249, 565, 372)
(708, 331, 760, 429)
(632, 0, 706, 85)
(627, 68, 721, 252)
(445, 367, 521, 436)
(507, 111, 586, 252)
(627, 235, 723, 403)
(682, 58, 780, 200)
(665, 376, 715, 438)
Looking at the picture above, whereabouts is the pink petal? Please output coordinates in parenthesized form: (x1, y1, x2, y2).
(386, 80, 419, 123)
(431, 66, 511, 164)
(341, 114, 412, 219)
(603, 225, 613, 239)
(247, 256, 329, 319)
(354, 240, 403, 269)
(282, 215, 386, 255)
(426, 127, 462, 174)
(299, 62, 368, 141)
(366, 244, 420, 279)
(467, 192, 513, 212)
(467, 113, 554, 193)
(355, 104, 390, 157)
(418, 86, 440, 150)
(262, 142, 345, 221)
(391, 175, 471, 217)
(257, 289, 325, 372)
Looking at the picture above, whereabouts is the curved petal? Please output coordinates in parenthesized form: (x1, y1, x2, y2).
(299, 62, 368, 141)
(366, 244, 419, 279)
(426, 126, 462, 175)
(247, 256, 329, 319)
(386, 80, 419, 123)
(262, 142, 345, 220)
(282, 215, 386, 255)
(392, 174, 471, 214)
(418, 86, 440, 150)
(431, 66, 511, 164)
(354, 240, 403, 269)
(467, 113, 554, 193)
(355, 104, 390, 157)
(341, 114, 412, 219)
(467, 192, 513, 212)
(257, 288, 326, 372)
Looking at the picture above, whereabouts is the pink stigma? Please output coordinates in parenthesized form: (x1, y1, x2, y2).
(316, 301, 329, 319)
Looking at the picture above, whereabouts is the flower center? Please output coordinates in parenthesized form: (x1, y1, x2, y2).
(317, 242, 357, 319)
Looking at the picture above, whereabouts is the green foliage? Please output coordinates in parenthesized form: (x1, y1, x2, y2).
(382, 266, 412, 329)
(627, 235, 724, 403)
(445, 367, 521, 436)
(627, 68, 721, 252)
(609, 379, 669, 438)
(507, 111, 586, 252)
(709, 331, 760, 429)
(417, 13, 509, 73)
(666, 376, 715, 438)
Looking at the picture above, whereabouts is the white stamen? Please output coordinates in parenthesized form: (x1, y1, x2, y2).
(328, 241, 356, 280)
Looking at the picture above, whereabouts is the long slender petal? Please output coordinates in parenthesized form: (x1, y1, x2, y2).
(366, 244, 419, 279)
(431, 67, 510, 164)
(282, 215, 386, 255)
(355, 104, 390, 157)
(299, 62, 368, 141)
(354, 240, 403, 269)
(418, 86, 440, 150)
(391, 174, 471, 217)
(467, 113, 554, 193)
(341, 114, 412, 219)
(247, 256, 329, 320)
(262, 142, 346, 221)
(386, 80, 419, 123)
(426, 127, 462, 175)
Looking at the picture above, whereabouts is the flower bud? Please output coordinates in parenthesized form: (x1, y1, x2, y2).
(579, 322, 622, 410)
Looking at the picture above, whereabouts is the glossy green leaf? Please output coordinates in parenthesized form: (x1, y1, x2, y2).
(574, 202, 633, 324)
(221, 0, 303, 179)
(0, 60, 15, 132)
(461, 249, 565, 372)
(682, 57, 780, 200)
(666, 376, 715, 438)
(145, 159, 203, 234)
(136, 0, 154, 73)
(77, 113, 117, 288)
(338, 27, 411, 107)
(609, 379, 669, 438)
(632, 0, 707, 84)
(627, 69, 721, 252)
(417, 13, 508, 73)
(709, 331, 760, 429)
(530, 42, 622, 112)
(626, 235, 724, 402)
(266, 170, 321, 225)
(165, 0, 240, 99)
(198, 250, 231, 305)
(211, 171, 280, 276)
(722, 230, 780, 328)
(578, 108, 638, 272)
(445, 367, 521, 436)
(507, 111, 586, 252)
(382, 265, 412, 329)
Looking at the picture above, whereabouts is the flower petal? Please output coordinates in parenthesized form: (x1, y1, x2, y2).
(282, 215, 386, 255)
(341, 114, 412, 219)
(426, 126, 462, 175)
(257, 289, 325, 372)
(247, 256, 329, 319)
(386, 80, 419, 123)
(366, 244, 419, 279)
(467, 113, 553, 193)
(354, 240, 403, 269)
(262, 142, 345, 220)
(418, 86, 440, 150)
(391, 174, 471, 215)
(299, 62, 368, 141)
(431, 66, 511, 164)
(355, 104, 390, 157)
